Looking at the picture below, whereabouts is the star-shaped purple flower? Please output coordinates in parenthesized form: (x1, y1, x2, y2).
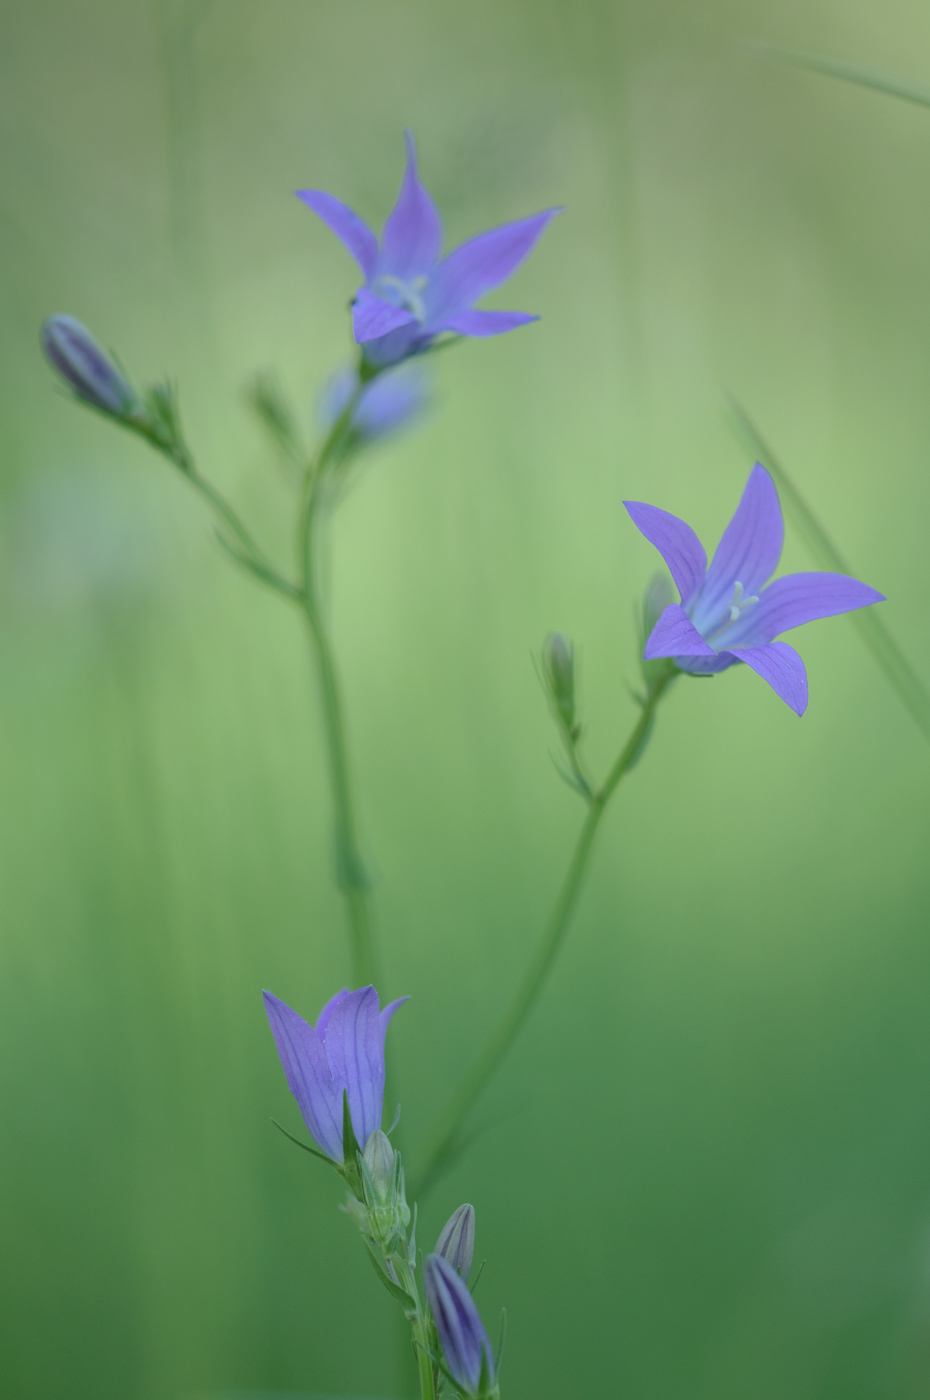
(625, 465, 885, 716)
(298, 133, 560, 367)
(263, 985, 407, 1162)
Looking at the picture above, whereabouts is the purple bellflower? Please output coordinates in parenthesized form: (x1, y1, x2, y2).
(298, 133, 560, 367)
(263, 985, 407, 1163)
(321, 360, 430, 442)
(625, 465, 885, 716)
(424, 1252, 496, 1399)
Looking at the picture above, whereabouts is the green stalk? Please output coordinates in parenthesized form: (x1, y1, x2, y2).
(413, 1315, 437, 1400)
(296, 378, 381, 988)
(392, 1256, 436, 1400)
(413, 668, 674, 1200)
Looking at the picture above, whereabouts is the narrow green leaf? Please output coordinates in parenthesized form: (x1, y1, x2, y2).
(269, 1117, 333, 1164)
(342, 1088, 363, 1196)
(753, 40, 930, 109)
(726, 396, 930, 742)
(363, 1238, 416, 1309)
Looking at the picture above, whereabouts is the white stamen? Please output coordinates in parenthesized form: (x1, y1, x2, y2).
(728, 580, 758, 623)
(374, 273, 428, 323)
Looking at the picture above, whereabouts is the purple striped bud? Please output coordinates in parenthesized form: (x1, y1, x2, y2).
(42, 316, 140, 419)
(424, 1252, 496, 1398)
(435, 1203, 475, 1282)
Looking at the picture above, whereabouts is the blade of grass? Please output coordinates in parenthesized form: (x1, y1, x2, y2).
(725, 396, 930, 742)
(750, 40, 930, 109)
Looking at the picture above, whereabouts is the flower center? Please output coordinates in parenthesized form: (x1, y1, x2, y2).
(700, 580, 760, 645)
(373, 273, 428, 323)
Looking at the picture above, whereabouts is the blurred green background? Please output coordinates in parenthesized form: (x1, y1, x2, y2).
(2, 1, 930, 1397)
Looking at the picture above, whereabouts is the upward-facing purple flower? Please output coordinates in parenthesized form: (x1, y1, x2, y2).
(625, 465, 885, 716)
(263, 986, 407, 1163)
(298, 133, 560, 367)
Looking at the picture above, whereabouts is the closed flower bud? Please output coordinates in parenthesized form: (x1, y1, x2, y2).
(542, 632, 576, 734)
(435, 1203, 475, 1282)
(425, 1253, 497, 1399)
(358, 1128, 410, 1252)
(362, 1129, 395, 1206)
(640, 573, 675, 691)
(42, 315, 140, 419)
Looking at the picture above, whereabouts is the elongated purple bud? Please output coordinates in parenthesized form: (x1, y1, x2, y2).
(435, 1203, 475, 1281)
(424, 1252, 495, 1397)
(42, 315, 139, 418)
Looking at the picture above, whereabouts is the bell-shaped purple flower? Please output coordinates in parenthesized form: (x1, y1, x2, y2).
(424, 1252, 496, 1398)
(298, 132, 560, 366)
(263, 985, 407, 1163)
(625, 464, 885, 716)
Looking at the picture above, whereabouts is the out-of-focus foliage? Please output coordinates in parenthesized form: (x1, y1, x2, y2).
(1, 2, 929, 1399)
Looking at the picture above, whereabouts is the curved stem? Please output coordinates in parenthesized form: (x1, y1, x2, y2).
(186, 468, 301, 601)
(413, 667, 674, 1199)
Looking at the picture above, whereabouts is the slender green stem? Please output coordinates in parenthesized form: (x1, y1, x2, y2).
(295, 376, 381, 988)
(392, 1256, 436, 1400)
(413, 1316, 437, 1400)
(185, 467, 302, 601)
(129, 409, 302, 601)
(300, 590, 377, 985)
(413, 669, 674, 1200)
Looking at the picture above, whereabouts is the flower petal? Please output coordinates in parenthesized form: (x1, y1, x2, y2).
(425, 208, 561, 327)
(380, 995, 410, 1037)
(697, 465, 784, 628)
(352, 286, 418, 344)
(314, 987, 350, 1039)
(361, 320, 428, 368)
(676, 653, 738, 675)
(296, 190, 379, 279)
(721, 571, 885, 648)
(440, 307, 538, 336)
(322, 986, 386, 1150)
(380, 132, 443, 280)
(724, 640, 809, 715)
(644, 604, 717, 660)
(624, 501, 707, 606)
(263, 991, 343, 1161)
